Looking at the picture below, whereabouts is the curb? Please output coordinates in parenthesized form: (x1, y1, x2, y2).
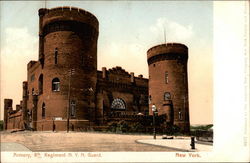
(135, 140, 192, 152)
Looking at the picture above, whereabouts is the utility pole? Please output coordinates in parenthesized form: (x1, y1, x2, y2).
(67, 68, 75, 133)
(44, 0, 47, 8)
(153, 111, 156, 139)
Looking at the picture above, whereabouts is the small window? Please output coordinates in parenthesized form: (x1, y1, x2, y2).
(29, 110, 32, 121)
(42, 103, 45, 119)
(38, 74, 43, 94)
(31, 74, 35, 82)
(178, 110, 183, 120)
(70, 100, 76, 117)
(164, 92, 171, 101)
(165, 71, 169, 84)
(55, 48, 58, 64)
(52, 78, 60, 91)
(149, 95, 152, 104)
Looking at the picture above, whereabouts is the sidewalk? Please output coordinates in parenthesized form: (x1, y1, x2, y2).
(136, 137, 213, 152)
(1, 142, 32, 151)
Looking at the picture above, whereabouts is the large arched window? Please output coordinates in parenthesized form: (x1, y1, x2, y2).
(42, 103, 45, 119)
(38, 74, 43, 94)
(52, 78, 60, 91)
(111, 98, 126, 110)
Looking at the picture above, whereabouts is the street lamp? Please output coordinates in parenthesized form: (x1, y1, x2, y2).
(152, 104, 158, 139)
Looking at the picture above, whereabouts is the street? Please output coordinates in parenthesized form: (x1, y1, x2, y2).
(1, 131, 173, 152)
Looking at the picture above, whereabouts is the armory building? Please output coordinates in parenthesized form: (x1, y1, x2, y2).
(4, 7, 190, 133)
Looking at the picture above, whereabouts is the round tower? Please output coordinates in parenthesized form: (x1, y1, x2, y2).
(37, 7, 99, 129)
(147, 43, 190, 132)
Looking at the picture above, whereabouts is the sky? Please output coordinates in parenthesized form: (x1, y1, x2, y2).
(0, 1, 213, 125)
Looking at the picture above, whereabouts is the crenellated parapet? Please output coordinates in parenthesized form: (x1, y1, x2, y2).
(97, 66, 148, 93)
(147, 43, 188, 65)
(39, 6, 99, 34)
(108, 66, 130, 77)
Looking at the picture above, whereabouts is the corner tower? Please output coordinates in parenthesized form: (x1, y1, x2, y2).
(36, 7, 99, 129)
(147, 43, 190, 132)
(4, 99, 13, 130)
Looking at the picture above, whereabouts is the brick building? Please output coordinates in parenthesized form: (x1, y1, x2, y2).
(4, 7, 190, 133)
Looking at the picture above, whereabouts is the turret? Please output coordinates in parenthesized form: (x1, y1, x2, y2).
(147, 43, 190, 132)
(35, 6, 99, 130)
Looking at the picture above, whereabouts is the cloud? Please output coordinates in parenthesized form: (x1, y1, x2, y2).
(98, 41, 148, 77)
(1, 27, 38, 60)
(1, 27, 38, 118)
(149, 17, 194, 42)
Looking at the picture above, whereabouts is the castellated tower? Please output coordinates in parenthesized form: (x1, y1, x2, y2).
(147, 43, 190, 132)
(4, 99, 13, 130)
(26, 7, 99, 130)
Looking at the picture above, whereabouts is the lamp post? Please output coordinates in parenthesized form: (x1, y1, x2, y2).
(152, 104, 157, 139)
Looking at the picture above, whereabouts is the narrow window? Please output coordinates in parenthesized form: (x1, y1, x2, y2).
(52, 78, 60, 91)
(31, 74, 35, 82)
(27, 110, 32, 121)
(55, 48, 58, 64)
(149, 95, 152, 104)
(70, 100, 76, 117)
(164, 92, 171, 101)
(38, 74, 43, 94)
(42, 103, 45, 119)
(178, 109, 183, 120)
(165, 71, 169, 84)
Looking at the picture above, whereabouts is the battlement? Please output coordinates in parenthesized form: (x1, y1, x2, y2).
(27, 60, 38, 70)
(4, 99, 13, 111)
(39, 6, 99, 32)
(108, 66, 130, 76)
(147, 43, 188, 60)
(22, 81, 28, 88)
(98, 66, 148, 84)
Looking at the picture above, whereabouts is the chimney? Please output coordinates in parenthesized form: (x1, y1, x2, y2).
(138, 74, 143, 78)
(102, 67, 107, 79)
(130, 72, 134, 83)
